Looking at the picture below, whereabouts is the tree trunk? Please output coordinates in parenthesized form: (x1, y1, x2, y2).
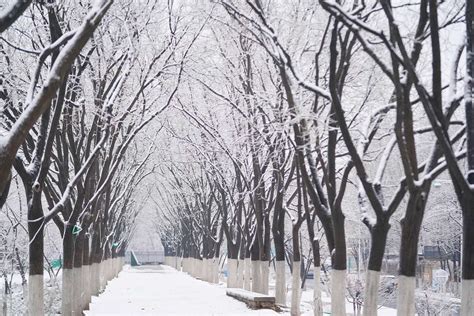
(73, 232, 84, 315)
(225, 237, 239, 287)
(291, 226, 301, 316)
(291, 261, 301, 316)
(261, 215, 271, 294)
(28, 193, 44, 316)
(244, 254, 251, 291)
(227, 258, 238, 288)
(90, 232, 102, 296)
(461, 197, 474, 315)
(363, 221, 390, 316)
(213, 253, 219, 284)
(331, 210, 346, 316)
(397, 192, 427, 316)
(275, 260, 286, 306)
(62, 225, 75, 315)
(273, 192, 286, 305)
(313, 265, 323, 316)
(237, 242, 245, 288)
(462, 1, 474, 314)
(251, 241, 261, 293)
(82, 234, 91, 311)
(310, 239, 322, 316)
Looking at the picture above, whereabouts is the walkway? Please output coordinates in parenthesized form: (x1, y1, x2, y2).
(85, 265, 278, 315)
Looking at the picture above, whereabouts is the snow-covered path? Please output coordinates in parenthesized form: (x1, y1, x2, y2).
(85, 265, 278, 315)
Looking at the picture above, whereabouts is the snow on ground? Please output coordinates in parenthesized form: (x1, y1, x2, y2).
(86, 265, 400, 315)
(85, 265, 278, 315)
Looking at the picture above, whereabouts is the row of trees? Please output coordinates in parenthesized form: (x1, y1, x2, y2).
(0, 0, 202, 314)
(157, 0, 471, 315)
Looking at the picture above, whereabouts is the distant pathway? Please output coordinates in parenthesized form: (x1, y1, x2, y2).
(85, 265, 278, 315)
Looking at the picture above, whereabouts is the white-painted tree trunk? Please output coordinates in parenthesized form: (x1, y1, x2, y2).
(208, 258, 214, 283)
(28, 274, 43, 316)
(106, 259, 112, 281)
(363, 270, 380, 316)
(89, 263, 96, 297)
(203, 258, 210, 282)
(313, 266, 323, 316)
(91, 262, 100, 296)
(200, 259, 206, 280)
(331, 269, 346, 316)
(252, 260, 261, 293)
(461, 279, 474, 316)
(105, 259, 110, 282)
(201, 259, 206, 280)
(227, 258, 238, 288)
(105, 259, 110, 281)
(72, 266, 83, 315)
(202, 258, 209, 282)
(182, 258, 187, 273)
(112, 258, 117, 278)
(261, 260, 269, 294)
(208, 258, 214, 282)
(213, 257, 219, 283)
(2, 283, 7, 315)
(99, 261, 106, 291)
(396, 275, 416, 316)
(194, 259, 199, 278)
(102, 259, 107, 282)
(82, 264, 91, 311)
(244, 258, 251, 291)
(194, 258, 199, 277)
(275, 260, 286, 306)
(195, 258, 199, 277)
(97, 261, 103, 291)
(111, 258, 115, 278)
(237, 259, 244, 288)
(190, 258, 195, 277)
(291, 261, 301, 316)
(62, 268, 73, 315)
(173, 256, 178, 270)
